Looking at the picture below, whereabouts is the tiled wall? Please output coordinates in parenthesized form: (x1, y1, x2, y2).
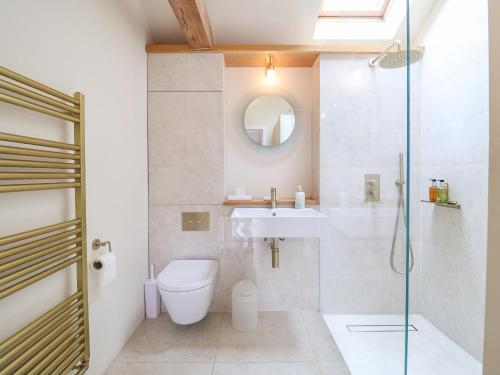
(319, 54, 422, 314)
(418, 0, 489, 361)
(319, 0, 488, 361)
(148, 53, 225, 310)
(148, 54, 225, 204)
(148, 54, 319, 311)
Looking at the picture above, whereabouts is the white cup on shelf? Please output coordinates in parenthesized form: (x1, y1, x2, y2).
(235, 187, 246, 196)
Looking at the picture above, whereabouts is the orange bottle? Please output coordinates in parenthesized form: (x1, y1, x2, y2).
(429, 179, 437, 202)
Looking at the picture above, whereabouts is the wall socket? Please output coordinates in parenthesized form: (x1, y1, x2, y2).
(182, 212, 210, 231)
(365, 174, 380, 202)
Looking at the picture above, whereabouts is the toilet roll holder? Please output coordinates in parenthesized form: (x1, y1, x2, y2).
(91, 238, 112, 270)
(92, 238, 112, 252)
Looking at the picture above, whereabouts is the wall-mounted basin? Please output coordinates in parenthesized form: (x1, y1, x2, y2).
(230, 208, 327, 239)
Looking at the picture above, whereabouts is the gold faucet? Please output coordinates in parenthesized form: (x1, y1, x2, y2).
(271, 187, 277, 209)
(270, 238, 279, 268)
(270, 188, 279, 267)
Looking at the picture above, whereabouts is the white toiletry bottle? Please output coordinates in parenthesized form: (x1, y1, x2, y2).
(295, 185, 306, 209)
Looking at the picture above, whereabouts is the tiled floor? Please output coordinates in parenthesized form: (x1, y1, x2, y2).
(106, 311, 351, 375)
(324, 314, 482, 375)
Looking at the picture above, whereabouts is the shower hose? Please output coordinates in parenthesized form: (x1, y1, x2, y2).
(390, 181, 415, 275)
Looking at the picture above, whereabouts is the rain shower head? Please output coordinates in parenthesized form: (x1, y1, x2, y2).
(369, 41, 424, 69)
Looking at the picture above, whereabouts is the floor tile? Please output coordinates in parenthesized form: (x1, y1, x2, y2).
(114, 313, 221, 363)
(213, 362, 321, 375)
(319, 362, 351, 375)
(108, 311, 352, 375)
(215, 312, 315, 363)
(301, 311, 344, 362)
(105, 363, 213, 375)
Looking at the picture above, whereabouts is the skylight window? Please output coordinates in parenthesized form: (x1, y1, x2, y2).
(320, 0, 391, 18)
(314, 0, 408, 40)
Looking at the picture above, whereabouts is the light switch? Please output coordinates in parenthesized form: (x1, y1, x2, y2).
(182, 212, 210, 231)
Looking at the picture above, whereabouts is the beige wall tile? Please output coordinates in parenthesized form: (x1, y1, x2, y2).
(149, 204, 225, 311)
(148, 92, 223, 131)
(149, 165, 223, 205)
(149, 203, 321, 313)
(149, 204, 224, 267)
(147, 54, 321, 314)
(148, 92, 224, 204)
(254, 239, 319, 311)
(148, 53, 224, 92)
(221, 242, 256, 311)
(222, 239, 320, 311)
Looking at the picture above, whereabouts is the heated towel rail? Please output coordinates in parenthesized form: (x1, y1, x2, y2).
(0, 66, 89, 374)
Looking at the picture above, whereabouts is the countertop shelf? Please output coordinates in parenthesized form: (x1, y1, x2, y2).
(421, 200, 461, 209)
(224, 198, 320, 206)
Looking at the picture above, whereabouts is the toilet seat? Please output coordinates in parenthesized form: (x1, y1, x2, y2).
(158, 260, 218, 292)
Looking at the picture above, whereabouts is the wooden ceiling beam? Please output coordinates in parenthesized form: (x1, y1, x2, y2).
(167, 0, 214, 49)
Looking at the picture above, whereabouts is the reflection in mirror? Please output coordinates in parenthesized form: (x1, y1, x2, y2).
(243, 95, 295, 147)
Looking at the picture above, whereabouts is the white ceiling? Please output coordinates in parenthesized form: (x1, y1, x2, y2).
(141, 0, 186, 43)
(141, 0, 438, 46)
(142, 0, 323, 45)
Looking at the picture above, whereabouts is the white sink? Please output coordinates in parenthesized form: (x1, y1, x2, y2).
(230, 208, 327, 239)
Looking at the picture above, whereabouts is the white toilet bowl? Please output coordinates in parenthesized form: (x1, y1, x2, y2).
(158, 260, 218, 325)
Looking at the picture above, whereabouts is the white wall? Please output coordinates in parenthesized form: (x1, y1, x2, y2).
(319, 54, 422, 314)
(224, 68, 314, 199)
(417, 0, 489, 361)
(484, 0, 500, 373)
(0, 1, 149, 374)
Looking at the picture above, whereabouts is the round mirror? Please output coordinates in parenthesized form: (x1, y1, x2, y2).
(243, 95, 296, 147)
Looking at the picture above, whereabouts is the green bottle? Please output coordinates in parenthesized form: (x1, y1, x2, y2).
(437, 180, 448, 203)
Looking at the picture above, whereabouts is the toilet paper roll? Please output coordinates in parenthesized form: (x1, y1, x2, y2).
(92, 252, 117, 286)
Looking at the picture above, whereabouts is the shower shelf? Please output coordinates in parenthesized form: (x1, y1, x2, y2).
(421, 200, 461, 209)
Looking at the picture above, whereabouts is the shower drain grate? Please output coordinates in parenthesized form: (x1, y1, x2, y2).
(346, 324, 418, 333)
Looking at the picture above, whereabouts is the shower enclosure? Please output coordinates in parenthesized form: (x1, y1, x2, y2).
(318, 1, 489, 374)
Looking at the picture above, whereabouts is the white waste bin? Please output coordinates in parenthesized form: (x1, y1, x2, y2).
(232, 279, 258, 331)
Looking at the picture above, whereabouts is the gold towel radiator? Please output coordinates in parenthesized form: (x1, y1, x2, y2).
(0, 65, 89, 374)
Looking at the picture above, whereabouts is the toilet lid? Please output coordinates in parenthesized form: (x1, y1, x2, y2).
(157, 260, 218, 292)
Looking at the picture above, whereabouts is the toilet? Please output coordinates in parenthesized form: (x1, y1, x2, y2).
(157, 259, 218, 325)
